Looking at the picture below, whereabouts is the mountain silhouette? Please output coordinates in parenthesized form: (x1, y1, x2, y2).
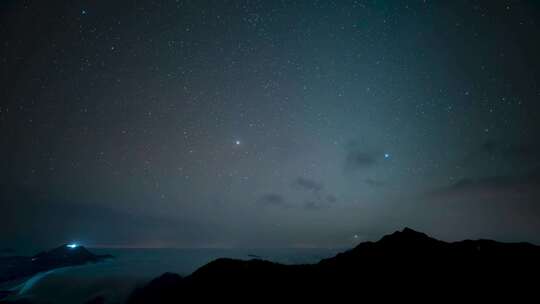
(0, 244, 111, 285)
(128, 228, 540, 303)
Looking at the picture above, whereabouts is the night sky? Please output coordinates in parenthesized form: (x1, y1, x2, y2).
(2, 0, 540, 252)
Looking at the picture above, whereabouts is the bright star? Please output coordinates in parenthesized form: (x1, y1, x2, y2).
(384, 153, 390, 159)
(67, 243, 78, 249)
(235, 140, 241, 145)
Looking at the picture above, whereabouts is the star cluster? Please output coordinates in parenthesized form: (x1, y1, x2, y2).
(1, 0, 540, 250)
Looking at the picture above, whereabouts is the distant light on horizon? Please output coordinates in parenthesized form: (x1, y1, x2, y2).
(1, 0, 539, 250)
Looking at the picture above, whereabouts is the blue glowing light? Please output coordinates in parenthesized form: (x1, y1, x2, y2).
(67, 243, 78, 249)
(384, 153, 390, 159)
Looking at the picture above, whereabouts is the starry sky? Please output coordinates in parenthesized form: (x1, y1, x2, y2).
(2, 0, 540, 252)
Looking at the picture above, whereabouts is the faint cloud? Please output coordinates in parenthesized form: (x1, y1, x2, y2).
(304, 200, 330, 210)
(346, 151, 377, 169)
(293, 177, 323, 192)
(464, 140, 540, 166)
(326, 194, 337, 203)
(430, 167, 540, 200)
(290, 177, 337, 210)
(343, 141, 382, 172)
(364, 178, 386, 187)
(258, 193, 288, 208)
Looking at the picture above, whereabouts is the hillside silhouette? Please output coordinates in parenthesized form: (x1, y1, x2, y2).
(128, 228, 540, 303)
(0, 245, 111, 285)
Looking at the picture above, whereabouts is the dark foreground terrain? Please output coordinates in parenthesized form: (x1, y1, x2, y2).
(129, 228, 540, 303)
(0, 245, 111, 300)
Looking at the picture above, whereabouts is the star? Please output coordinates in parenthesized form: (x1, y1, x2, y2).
(384, 153, 390, 159)
(235, 140, 241, 145)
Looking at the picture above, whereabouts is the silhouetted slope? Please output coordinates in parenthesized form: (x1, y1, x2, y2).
(0, 244, 111, 284)
(128, 228, 540, 303)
